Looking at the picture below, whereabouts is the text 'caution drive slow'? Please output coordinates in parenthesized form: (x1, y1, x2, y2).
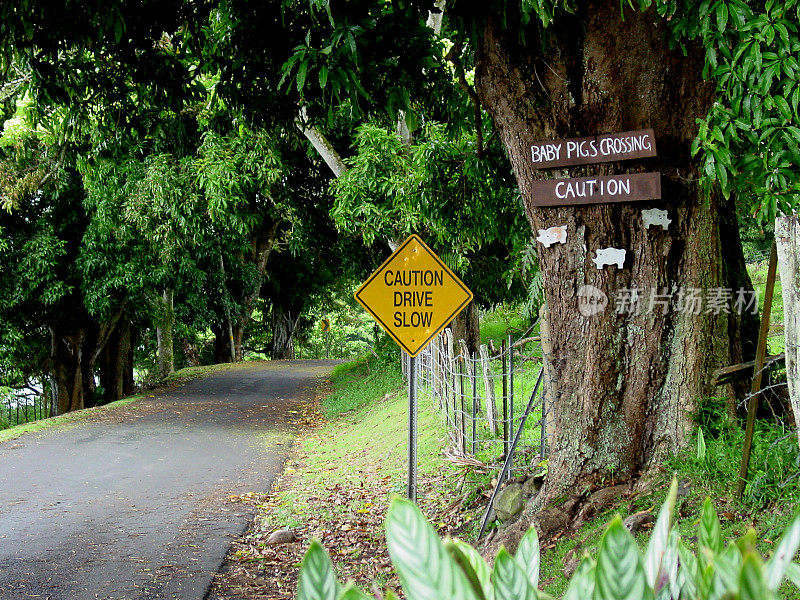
(355, 236, 473, 357)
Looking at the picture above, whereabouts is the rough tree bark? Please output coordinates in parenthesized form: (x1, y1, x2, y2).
(271, 305, 299, 360)
(98, 319, 135, 403)
(212, 323, 233, 364)
(50, 326, 91, 415)
(448, 301, 480, 355)
(156, 288, 175, 379)
(47, 303, 128, 413)
(472, 5, 754, 507)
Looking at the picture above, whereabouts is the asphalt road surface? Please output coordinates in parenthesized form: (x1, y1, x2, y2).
(0, 360, 337, 600)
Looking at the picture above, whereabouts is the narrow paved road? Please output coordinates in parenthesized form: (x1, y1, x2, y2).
(0, 360, 337, 600)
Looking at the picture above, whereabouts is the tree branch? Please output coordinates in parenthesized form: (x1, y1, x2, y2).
(295, 107, 348, 177)
(446, 41, 484, 159)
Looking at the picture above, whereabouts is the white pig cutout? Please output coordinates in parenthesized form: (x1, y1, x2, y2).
(536, 226, 567, 248)
(592, 247, 626, 269)
(641, 208, 671, 230)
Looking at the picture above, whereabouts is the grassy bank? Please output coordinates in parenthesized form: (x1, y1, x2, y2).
(0, 362, 234, 444)
(537, 413, 800, 598)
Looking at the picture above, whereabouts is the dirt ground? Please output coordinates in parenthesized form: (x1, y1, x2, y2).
(207, 394, 479, 599)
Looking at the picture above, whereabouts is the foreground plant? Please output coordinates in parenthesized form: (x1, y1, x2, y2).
(296, 479, 800, 600)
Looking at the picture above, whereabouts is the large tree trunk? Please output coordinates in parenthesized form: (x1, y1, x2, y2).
(448, 301, 480, 356)
(50, 327, 86, 415)
(271, 305, 297, 360)
(156, 288, 175, 379)
(232, 324, 246, 362)
(472, 5, 754, 505)
(212, 323, 234, 364)
(99, 318, 135, 403)
(776, 215, 800, 448)
(234, 219, 281, 361)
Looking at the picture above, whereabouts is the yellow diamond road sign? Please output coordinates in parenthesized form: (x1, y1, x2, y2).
(355, 235, 473, 357)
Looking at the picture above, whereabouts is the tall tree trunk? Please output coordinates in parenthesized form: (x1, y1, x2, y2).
(448, 301, 480, 356)
(212, 323, 234, 364)
(232, 324, 245, 362)
(99, 318, 134, 403)
(234, 219, 281, 361)
(156, 288, 175, 379)
(472, 5, 754, 504)
(776, 215, 800, 448)
(80, 324, 99, 407)
(180, 336, 202, 367)
(51, 327, 86, 415)
(271, 305, 297, 360)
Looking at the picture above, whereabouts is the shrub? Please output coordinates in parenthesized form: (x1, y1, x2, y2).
(296, 479, 800, 600)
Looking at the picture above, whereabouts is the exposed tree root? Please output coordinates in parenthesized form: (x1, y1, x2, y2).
(481, 481, 632, 560)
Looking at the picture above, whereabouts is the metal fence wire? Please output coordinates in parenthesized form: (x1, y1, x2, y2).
(416, 326, 556, 479)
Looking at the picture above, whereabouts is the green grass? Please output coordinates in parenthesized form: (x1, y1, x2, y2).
(258, 353, 454, 530)
(480, 304, 531, 346)
(538, 408, 800, 598)
(320, 355, 404, 418)
(0, 362, 236, 444)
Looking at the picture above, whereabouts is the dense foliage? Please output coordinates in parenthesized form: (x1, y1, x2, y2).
(0, 0, 796, 420)
(298, 481, 800, 600)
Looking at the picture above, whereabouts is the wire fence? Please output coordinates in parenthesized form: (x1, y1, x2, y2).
(416, 326, 555, 478)
(739, 340, 798, 416)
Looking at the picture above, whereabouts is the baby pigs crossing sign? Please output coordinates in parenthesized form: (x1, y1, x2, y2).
(355, 235, 473, 357)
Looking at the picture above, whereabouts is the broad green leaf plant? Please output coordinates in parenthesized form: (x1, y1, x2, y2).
(297, 479, 800, 600)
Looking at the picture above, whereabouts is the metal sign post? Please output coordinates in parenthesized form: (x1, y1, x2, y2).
(408, 353, 418, 502)
(320, 318, 331, 359)
(354, 234, 473, 504)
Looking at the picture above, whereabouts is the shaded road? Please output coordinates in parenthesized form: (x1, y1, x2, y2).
(0, 360, 337, 599)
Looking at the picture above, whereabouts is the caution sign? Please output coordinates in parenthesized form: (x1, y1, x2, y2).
(320, 318, 330, 332)
(355, 235, 473, 357)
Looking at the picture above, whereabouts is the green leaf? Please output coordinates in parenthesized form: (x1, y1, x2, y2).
(715, 543, 743, 591)
(656, 530, 680, 600)
(298, 540, 339, 600)
(740, 550, 771, 600)
(594, 516, 653, 600)
(699, 498, 722, 555)
(515, 525, 541, 589)
(447, 540, 492, 600)
(644, 478, 678, 587)
(563, 556, 595, 600)
(113, 16, 124, 44)
(319, 65, 329, 89)
(492, 548, 537, 600)
(717, 0, 729, 31)
(338, 582, 373, 600)
(297, 60, 309, 92)
(716, 161, 729, 197)
(385, 499, 479, 600)
(776, 96, 792, 120)
(696, 428, 707, 461)
(765, 513, 800, 590)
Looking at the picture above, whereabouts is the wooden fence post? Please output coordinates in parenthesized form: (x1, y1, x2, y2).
(479, 344, 500, 436)
(737, 240, 778, 498)
(776, 215, 800, 451)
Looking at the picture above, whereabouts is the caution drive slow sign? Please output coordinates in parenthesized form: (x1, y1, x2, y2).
(355, 235, 473, 357)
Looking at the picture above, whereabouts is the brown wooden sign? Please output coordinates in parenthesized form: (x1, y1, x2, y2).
(530, 129, 656, 169)
(530, 172, 661, 207)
